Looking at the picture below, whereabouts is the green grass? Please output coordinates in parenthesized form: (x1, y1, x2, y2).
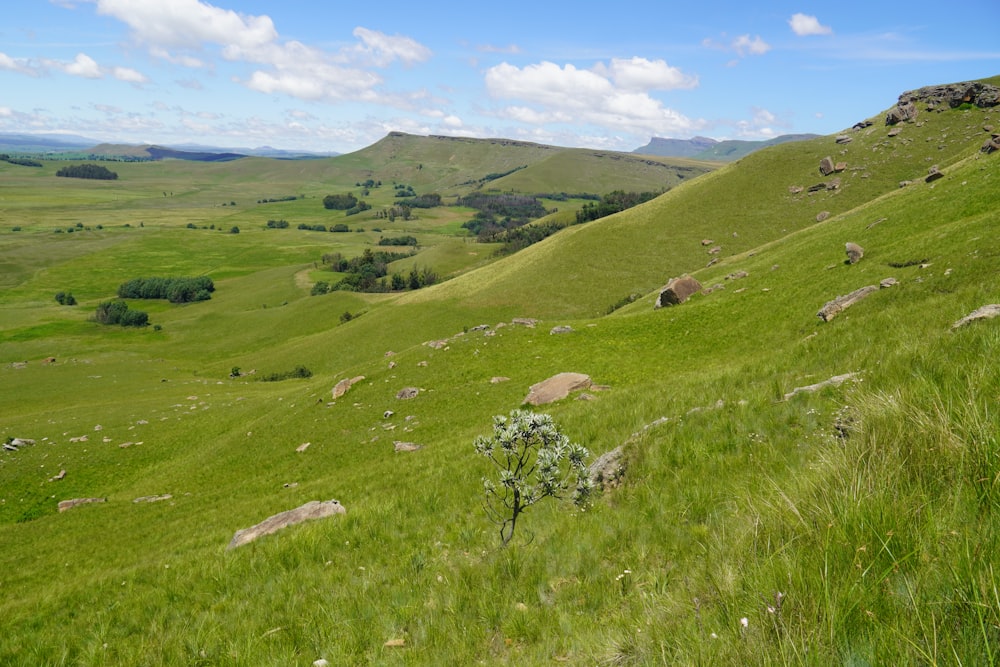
(1, 78, 999, 664)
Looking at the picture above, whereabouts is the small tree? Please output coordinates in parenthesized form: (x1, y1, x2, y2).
(474, 410, 591, 546)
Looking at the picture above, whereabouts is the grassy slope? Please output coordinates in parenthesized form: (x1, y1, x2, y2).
(0, 79, 998, 665)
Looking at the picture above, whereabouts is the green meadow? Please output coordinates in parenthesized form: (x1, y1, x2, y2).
(1, 78, 999, 665)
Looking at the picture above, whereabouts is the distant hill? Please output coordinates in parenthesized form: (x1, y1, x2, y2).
(635, 133, 819, 161)
(0, 133, 338, 160)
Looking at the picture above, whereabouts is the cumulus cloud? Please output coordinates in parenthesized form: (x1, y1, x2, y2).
(113, 66, 147, 83)
(789, 13, 832, 36)
(95, 0, 277, 53)
(732, 35, 771, 57)
(484, 59, 701, 138)
(91, 0, 431, 104)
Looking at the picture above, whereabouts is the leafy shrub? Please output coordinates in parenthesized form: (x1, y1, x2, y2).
(229, 226, 240, 234)
(378, 235, 418, 246)
(258, 365, 313, 382)
(330, 223, 350, 232)
(266, 219, 290, 229)
(54, 292, 77, 306)
(474, 410, 591, 546)
(311, 281, 330, 295)
(323, 193, 358, 210)
(94, 300, 148, 327)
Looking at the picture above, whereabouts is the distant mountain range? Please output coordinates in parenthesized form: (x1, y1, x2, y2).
(0, 133, 339, 160)
(634, 134, 819, 161)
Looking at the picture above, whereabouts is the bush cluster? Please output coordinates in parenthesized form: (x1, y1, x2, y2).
(94, 300, 148, 327)
(258, 365, 312, 382)
(117, 276, 214, 303)
(54, 291, 77, 306)
(55, 164, 118, 180)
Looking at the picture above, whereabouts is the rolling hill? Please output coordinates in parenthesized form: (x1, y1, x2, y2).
(0, 76, 999, 665)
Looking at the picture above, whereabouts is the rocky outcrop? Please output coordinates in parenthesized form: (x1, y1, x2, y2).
(817, 280, 897, 322)
(901, 81, 1000, 110)
(524, 372, 592, 406)
(588, 446, 626, 490)
(58, 497, 105, 512)
(332, 376, 364, 400)
(655, 275, 702, 308)
(227, 499, 346, 550)
(783, 373, 859, 400)
(819, 156, 836, 176)
(885, 101, 917, 125)
(952, 304, 1000, 330)
(925, 165, 944, 183)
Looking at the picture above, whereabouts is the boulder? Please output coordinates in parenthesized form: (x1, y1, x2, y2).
(925, 165, 944, 183)
(524, 372, 592, 406)
(511, 318, 539, 328)
(396, 387, 420, 400)
(588, 446, 626, 490)
(886, 101, 917, 125)
(845, 242, 864, 264)
(817, 285, 879, 322)
(952, 304, 1000, 330)
(835, 134, 852, 144)
(332, 375, 364, 400)
(393, 441, 422, 452)
(816, 211, 830, 222)
(133, 494, 172, 503)
(227, 499, 346, 550)
(819, 156, 835, 176)
(58, 497, 105, 512)
(550, 325, 573, 335)
(655, 275, 702, 308)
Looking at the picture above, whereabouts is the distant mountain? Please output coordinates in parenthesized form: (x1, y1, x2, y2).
(634, 133, 819, 161)
(0, 133, 339, 160)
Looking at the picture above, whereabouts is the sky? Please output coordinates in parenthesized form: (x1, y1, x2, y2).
(1, 0, 998, 154)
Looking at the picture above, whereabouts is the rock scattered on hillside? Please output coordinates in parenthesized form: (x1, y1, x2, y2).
(58, 497, 106, 512)
(396, 387, 420, 400)
(951, 304, 1000, 330)
(783, 372, 859, 400)
(133, 494, 172, 503)
(886, 100, 917, 125)
(845, 242, 865, 264)
(490, 376, 510, 384)
(296, 442, 311, 453)
(227, 499, 346, 550)
(512, 318, 539, 328)
(393, 441, 422, 453)
(524, 372, 592, 406)
(332, 375, 365, 400)
(816, 211, 830, 222)
(550, 325, 573, 335)
(588, 446, 626, 490)
(2, 437, 35, 452)
(817, 281, 896, 322)
(982, 135, 1000, 154)
(48, 469, 66, 482)
(819, 156, 836, 176)
(655, 275, 702, 308)
(925, 165, 944, 183)
(835, 134, 853, 144)
(902, 81, 1000, 111)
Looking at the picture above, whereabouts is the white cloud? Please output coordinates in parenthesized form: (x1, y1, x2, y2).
(96, 0, 277, 53)
(594, 57, 699, 91)
(350, 27, 431, 67)
(62, 53, 102, 78)
(789, 13, 832, 36)
(0, 52, 40, 76)
(113, 66, 148, 83)
(484, 60, 701, 138)
(732, 35, 771, 56)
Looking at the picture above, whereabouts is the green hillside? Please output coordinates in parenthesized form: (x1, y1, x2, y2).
(1, 77, 999, 665)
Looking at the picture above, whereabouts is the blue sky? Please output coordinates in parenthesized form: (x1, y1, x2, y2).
(1, 0, 998, 153)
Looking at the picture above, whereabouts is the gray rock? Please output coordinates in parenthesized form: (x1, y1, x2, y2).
(817, 285, 879, 322)
(550, 325, 574, 335)
(845, 242, 864, 264)
(835, 134, 853, 144)
(588, 446, 626, 490)
(227, 499, 346, 549)
(819, 156, 835, 176)
(952, 304, 1000, 330)
(396, 387, 420, 400)
(925, 165, 944, 183)
(58, 497, 106, 512)
(393, 441, 422, 452)
(655, 275, 702, 308)
(332, 375, 364, 400)
(524, 372, 592, 406)
(783, 373, 859, 400)
(816, 211, 830, 222)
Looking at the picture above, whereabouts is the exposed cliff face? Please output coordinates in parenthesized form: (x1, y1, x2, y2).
(899, 81, 1000, 110)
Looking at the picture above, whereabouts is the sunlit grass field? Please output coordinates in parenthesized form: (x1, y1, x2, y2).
(1, 80, 999, 664)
